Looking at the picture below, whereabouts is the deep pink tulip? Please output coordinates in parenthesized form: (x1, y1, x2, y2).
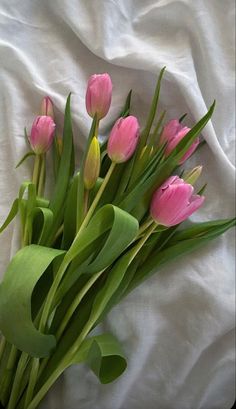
(30, 116, 56, 154)
(150, 175, 205, 226)
(107, 116, 140, 163)
(86, 73, 112, 119)
(41, 96, 54, 118)
(160, 119, 200, 164)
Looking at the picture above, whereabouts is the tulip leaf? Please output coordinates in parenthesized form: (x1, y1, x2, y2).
(62, 173, 79, 249)
(0, 199, 19, 234)
(15, 151, 35, 168)
(169, 218, 236, 243)
(119, 89, 132, 118)
(57, 204, 139, 301)
(46, 94, 74, 245)
(172, 101, 215, 161)
(85, 252, 133, 332)
(33, 332, 126, 405)
(0, 245, 65, 357)
(126, 217, 236, 293)
(32, 207, 54, 245)
(140, 67, 166, 149)
(118, 102, 215, 215)
(71, 333, 127, 384)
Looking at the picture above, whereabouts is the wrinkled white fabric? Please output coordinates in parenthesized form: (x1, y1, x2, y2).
(0, 1, 235, 408)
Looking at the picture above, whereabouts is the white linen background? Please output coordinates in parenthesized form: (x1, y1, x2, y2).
(0, 0, 235, 408)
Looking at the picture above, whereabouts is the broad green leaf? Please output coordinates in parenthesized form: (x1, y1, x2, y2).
(0, 199, 18, 234)
(0, 245, 65, 357)
(66, 205, 138, 268)
(33, 332, 126, 408)
(57, 204, 139, 301)
(32, 207, 54, 245)
(71, 333, 127, 384)
(36, 197, 49, 208)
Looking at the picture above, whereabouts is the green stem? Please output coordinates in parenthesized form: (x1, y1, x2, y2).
(38, 258, 70, 334)
(32, 155, 41, 192)
(53, 224, 64, 244)
(0, 335, 6, 363)
(37, 154, 46, 197)
(34, 162, 115, 350)
(83, 189, 89, 217)
(56, 269, 105, 341)
(27, 323, 91, 409)
(138, 217, 153, 236)
(24, 358, 39, 409)
(7, 352, 28, 409)
(27, 223, 158, 409)
(24, 162, 115, 407)
(129, 222, 157, 264)
(0, 345, 18, 405)
(38, 268, 105, 378)
(77, 161, 116, 233)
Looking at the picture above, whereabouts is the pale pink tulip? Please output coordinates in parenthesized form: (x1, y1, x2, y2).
(107, 116, 140, 163)
(160, 119, 199, 164)
(150, 175, 205, 226)
(30, 116, 56, 154)
(86, 73, 112, 119)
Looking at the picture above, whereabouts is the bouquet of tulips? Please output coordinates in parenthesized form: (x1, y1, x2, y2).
(0, 69, 235, 409)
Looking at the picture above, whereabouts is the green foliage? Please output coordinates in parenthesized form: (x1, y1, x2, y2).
(0, 245, 65, 357)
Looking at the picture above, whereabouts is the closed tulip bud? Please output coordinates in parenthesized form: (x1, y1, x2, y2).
(107, 116, 140, 163)
(41, 96, 54, 118)
(86, 73, 112, 119)
(84, 137, 101, 190)
(150, 175, 205, 227)
(30, 116, 56, 154)
(160, 119, 200, 164)
(183, 166, 203, 185)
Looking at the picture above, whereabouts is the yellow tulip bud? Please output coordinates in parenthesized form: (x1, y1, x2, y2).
(84, 137, 101, 190)
(183, 165, 203, 185)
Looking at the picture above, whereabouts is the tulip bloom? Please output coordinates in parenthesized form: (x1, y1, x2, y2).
(160, 119, 199, 164)
(86, 73, 112, 119)
(107, 116, 140, 163)
(150, 176, 205, 226)
(41, 96, 54, 118)
(30, 116, 56, 154)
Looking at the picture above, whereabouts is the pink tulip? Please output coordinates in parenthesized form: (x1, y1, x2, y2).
(86, 73, 112, 119)
(41, 96, 54, 118)
(107, 116, 140, 163)
(160, 119, 200, 164)
(150, 175, 205, 226)
(30, 116, 56, 154)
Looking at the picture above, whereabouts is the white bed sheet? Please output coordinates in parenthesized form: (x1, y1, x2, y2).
(0, 1, 235, 408)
